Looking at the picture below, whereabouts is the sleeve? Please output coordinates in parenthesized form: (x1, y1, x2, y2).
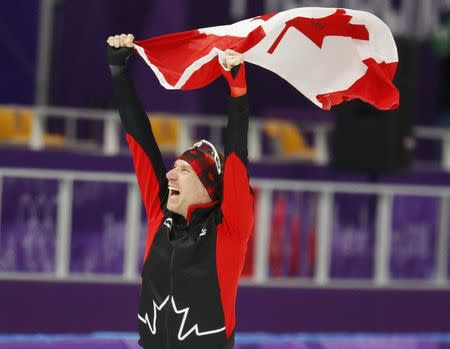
(110, 65, 168, 224)
(220, 94, 255, 240)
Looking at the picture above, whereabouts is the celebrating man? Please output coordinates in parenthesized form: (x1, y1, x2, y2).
(107, 33, 254, 349)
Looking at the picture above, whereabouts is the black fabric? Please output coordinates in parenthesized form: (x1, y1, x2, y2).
(230, 65, 240, 79)
(139, 205, 234, 349)
(225, 94, 249, 166)
(107, 46, 134, 67)
(110, 57, 168, 199)
(109, 65, 128, 76)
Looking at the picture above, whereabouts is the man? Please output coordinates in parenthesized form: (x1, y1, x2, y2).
(107, 33, 254, 349)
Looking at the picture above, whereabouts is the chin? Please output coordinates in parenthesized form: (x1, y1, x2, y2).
(167, 202, 176, 212)
(167, 202, 183, 216)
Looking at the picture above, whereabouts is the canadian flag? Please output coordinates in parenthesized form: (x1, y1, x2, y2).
(134, 7, 399, 110)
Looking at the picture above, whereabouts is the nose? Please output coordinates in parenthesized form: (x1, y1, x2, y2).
(166, 168, 177, 181)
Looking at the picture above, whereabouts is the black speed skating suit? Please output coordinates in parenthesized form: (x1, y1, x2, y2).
(110, 50, 255, 349)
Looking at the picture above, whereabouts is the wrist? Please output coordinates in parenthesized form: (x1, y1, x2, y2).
(222, 63, 247, 97)
(109, 64, 128, 76)
(230, 87, 247, 97)
(107, 46, 134, 66)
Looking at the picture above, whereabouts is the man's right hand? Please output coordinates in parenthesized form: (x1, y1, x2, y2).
(107, 33, 135, 66)
(221, 49, 244, 70)
(220, 49, 247, 97)
(107, 33, 135, 48)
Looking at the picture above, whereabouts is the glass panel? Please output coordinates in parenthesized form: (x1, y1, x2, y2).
(70, 181, 127, 274)
(137, 203, 148, 275)
(390, 195, 438, 279)
(0, 177, 58, 272)
(269, 190, 318, 278)
(330, 193, 376, 279)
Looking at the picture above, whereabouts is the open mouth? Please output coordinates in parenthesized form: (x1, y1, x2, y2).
(169, 186, 180, 197)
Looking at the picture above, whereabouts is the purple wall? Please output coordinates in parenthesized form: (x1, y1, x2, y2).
(1, 1, 39, 105)
(5, 148, 450, 186)
(0, 177, 57, 272)
(69, 181, 128, 274)
(1, 280, 450, 334)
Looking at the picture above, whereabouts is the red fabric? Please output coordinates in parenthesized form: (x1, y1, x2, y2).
(134, 26, 266, 90)
(216, 153, 254, 337)
(220, 63, 248, 97)
(268, 9, 369, 54)
(307, 226, 317, 277)
(181, 58, 222, 90)
(126, 134, 164, 261)
(241, 226, 255, 277)
(185, 200, 218, 222)
(288, 210, 301, 276)
(220, 153, 255, 240)
(316, 59, 399, 110)
(241, 188, 260, 277)
(269, 193, 287, 277)
(216, 223, 248, 337)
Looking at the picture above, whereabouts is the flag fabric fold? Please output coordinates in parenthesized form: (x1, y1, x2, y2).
(134, 7, 399, 110)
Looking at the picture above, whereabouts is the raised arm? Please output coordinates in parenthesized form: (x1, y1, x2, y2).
(220, 51, 255, 240)
(107, 34, 168, 222)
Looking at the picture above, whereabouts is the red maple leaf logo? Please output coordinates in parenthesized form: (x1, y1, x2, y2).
(268, 9, 369, 54)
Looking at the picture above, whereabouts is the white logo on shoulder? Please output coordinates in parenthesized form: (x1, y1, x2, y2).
(199, 227, 207, 237)
(138, 296, 225, 341)
(163, 218, 173, 229)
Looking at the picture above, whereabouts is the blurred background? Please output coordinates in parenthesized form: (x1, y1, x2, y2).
(1, 0, 450, 348)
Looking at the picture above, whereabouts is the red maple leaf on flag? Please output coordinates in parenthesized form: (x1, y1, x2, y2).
(268, 9, 369, 54)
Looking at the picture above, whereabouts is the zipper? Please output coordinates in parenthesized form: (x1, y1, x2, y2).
(165, 243, 176, 349)
(166, 233, 185, 349)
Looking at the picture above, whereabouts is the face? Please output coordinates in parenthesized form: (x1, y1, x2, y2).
(166, 159, 212, 218)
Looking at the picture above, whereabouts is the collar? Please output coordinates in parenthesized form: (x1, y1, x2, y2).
(186, 200, 219, 226)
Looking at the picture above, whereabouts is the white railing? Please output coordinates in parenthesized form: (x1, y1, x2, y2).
(4, 105, 450, 169)
(0, 167, 448, 289)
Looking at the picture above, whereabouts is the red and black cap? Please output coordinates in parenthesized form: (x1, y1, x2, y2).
(177, 141, 223, 201)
